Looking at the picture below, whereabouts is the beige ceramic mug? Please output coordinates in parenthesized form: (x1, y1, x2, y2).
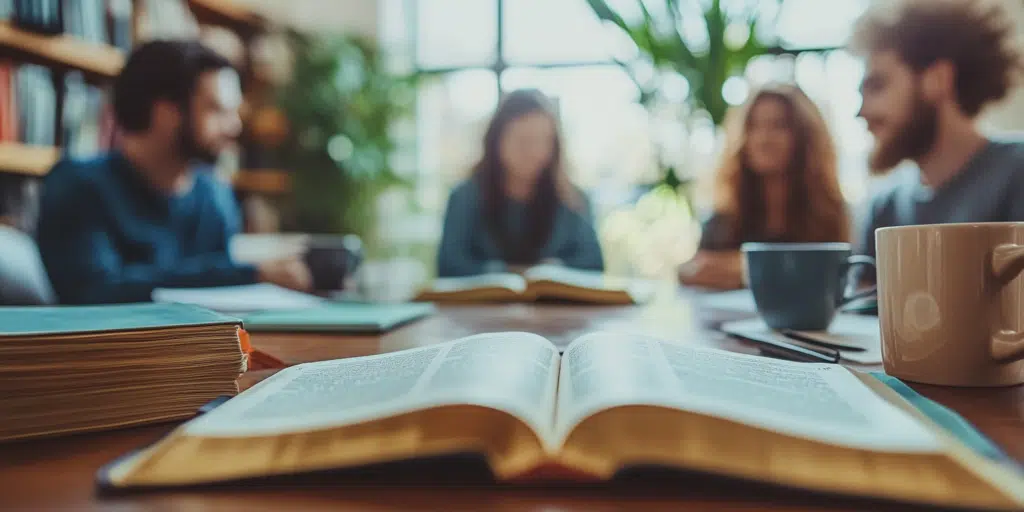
(876, 223, 1024, 386)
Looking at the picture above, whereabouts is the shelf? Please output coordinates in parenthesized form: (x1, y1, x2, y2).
(188, 0, 266, 37)
(0, 143, 60, 177)
(0, 23, 124, 81)
(233, 169, 290, 195)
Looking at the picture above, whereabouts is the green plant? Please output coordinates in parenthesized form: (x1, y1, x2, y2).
(272, 31, 418, 244)
(586, 0, 776, 126)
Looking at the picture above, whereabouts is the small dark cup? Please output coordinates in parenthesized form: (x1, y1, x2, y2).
(303, 234, 363, 292)
(742, 242, 875, 331)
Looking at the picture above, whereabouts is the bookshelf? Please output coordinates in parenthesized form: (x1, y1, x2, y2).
(0, 22, 124, 81)
(232, 169, 290, 195)
(0, 143, 60, 176)
(0, 1, 277, 192)
(187, 0, 266, 38)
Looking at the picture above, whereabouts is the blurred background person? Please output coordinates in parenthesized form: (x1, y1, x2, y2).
(35, 41, 312, 304)
(436, 89, 603, 277)
(679, 84, 851, 290)
(851, 0, 1024, 285)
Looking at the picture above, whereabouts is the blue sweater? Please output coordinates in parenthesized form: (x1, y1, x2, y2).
(35, 152, 257, 304)
(437, 180, 604, 277)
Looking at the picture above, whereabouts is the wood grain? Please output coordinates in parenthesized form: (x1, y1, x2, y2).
(2, 295, 1022, 511)
(232, 169, 290, 195)
(187, 0, 266, 37)
(0, 22, 124, 81)
(0, 142, 59, 176)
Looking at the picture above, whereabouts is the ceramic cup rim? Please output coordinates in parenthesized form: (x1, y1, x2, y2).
(876, 222, 1024, 233)
(741, 242, 852, 252)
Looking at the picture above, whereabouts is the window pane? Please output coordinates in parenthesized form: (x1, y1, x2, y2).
(417, 0, 498, 68)
(502, 0, 634, 65)
(775, 0, 870, 49)
(500, 66, 654, 194)
(416, 69, 499, 210)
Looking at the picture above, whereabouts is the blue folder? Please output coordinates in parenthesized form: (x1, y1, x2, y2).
(240, 302, 436, 334)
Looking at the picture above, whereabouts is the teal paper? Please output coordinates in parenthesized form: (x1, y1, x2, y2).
(242, 302, 436, 333)
(872, 372, 1019, 469)
(0, 303, 240, 337)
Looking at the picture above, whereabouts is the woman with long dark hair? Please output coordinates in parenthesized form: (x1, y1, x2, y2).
(679, 84, 851, 289)
(437, 89, 603, 277)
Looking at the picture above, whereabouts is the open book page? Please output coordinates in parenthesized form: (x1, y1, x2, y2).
(181, 332, 560, 442)
(554, 332, 941, 453)
(524, 265, 628, 291)
(426, 274, 528, 294)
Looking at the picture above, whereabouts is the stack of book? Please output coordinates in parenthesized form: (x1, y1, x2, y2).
(0, 303, 248, 442)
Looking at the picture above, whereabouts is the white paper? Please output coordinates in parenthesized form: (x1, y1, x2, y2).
(722, 314, 883, 364)
(182, 332, 560, 439)
(556, 332, 939, 453)
(152, 283, 326, 313)
(697, 289, 758, 313)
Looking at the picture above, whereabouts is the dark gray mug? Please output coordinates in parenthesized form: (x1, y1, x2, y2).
(741, 242, 876, 331)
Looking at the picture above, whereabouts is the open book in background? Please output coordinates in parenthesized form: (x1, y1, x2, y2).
(98, 332, 1024, 510)
(414, 265, 655, 305)
(0, 303, 247, 442)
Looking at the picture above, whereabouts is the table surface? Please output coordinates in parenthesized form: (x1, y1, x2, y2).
(2, 292, 1023, 511)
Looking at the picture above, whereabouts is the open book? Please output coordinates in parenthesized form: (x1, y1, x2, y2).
(99, 333, 1023, 509)
(414, 265, 653, 305)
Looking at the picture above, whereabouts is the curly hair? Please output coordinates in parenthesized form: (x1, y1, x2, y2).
(849, 0, 1024, 117)
(713, 84, 850, 246)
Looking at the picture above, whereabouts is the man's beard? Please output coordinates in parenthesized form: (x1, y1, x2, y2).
(176, 115, 220, 166)
(868, 93, 939, 175)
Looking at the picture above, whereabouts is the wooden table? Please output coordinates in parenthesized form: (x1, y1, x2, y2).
(2, 294, 1023, 511)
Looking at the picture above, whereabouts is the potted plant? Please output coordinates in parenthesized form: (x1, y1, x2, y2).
(268, 30, 418, 251)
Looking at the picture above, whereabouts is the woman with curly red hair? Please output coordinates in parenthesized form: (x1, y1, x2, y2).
(679, 84, 851, 290)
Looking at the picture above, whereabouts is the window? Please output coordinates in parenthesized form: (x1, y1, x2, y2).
(383, 0, 874, 276)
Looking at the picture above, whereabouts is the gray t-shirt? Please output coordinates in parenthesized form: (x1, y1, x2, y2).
(857, 139, 1024, 281)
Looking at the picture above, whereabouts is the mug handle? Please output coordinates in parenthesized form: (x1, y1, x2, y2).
(989, 244, 1024, 363)
(838, 255, 876, 307)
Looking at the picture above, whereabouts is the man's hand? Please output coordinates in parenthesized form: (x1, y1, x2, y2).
(257, 257, 314, 292)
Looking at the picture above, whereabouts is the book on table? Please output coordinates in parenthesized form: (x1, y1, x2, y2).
(0, 303, 247, 443)
(98, 332, 1023, 510)
(152, 283, 435, 333)
(414, 265, 654, 305)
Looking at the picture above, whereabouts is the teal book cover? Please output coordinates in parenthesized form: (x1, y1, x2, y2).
(242, 302, 436, 333)
(0, 303, 241, 337)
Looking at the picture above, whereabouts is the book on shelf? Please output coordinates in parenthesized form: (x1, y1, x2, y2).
(97, 331, 1023, 510)
(0, 302, 249, 442)
(414, 265, 654, 305)
(12, 0, 62, 35)
(61, 70, 110, 157)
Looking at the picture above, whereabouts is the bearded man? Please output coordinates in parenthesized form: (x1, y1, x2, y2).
(36, 41, 311, 304)
(850, 0, 1024, 285)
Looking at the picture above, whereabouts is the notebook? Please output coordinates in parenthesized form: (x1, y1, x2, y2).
(152, 283, 327, 313)
(0, 303, 247, 442)
(95, 331, 1024, 510)
(241, 302, 436, 333)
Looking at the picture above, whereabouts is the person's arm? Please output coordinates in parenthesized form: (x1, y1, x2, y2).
(679, 212, 744, 290)
(37, 172, 258, 305)
(557, 199, 604, 272)
(436, 185, 503, 277)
